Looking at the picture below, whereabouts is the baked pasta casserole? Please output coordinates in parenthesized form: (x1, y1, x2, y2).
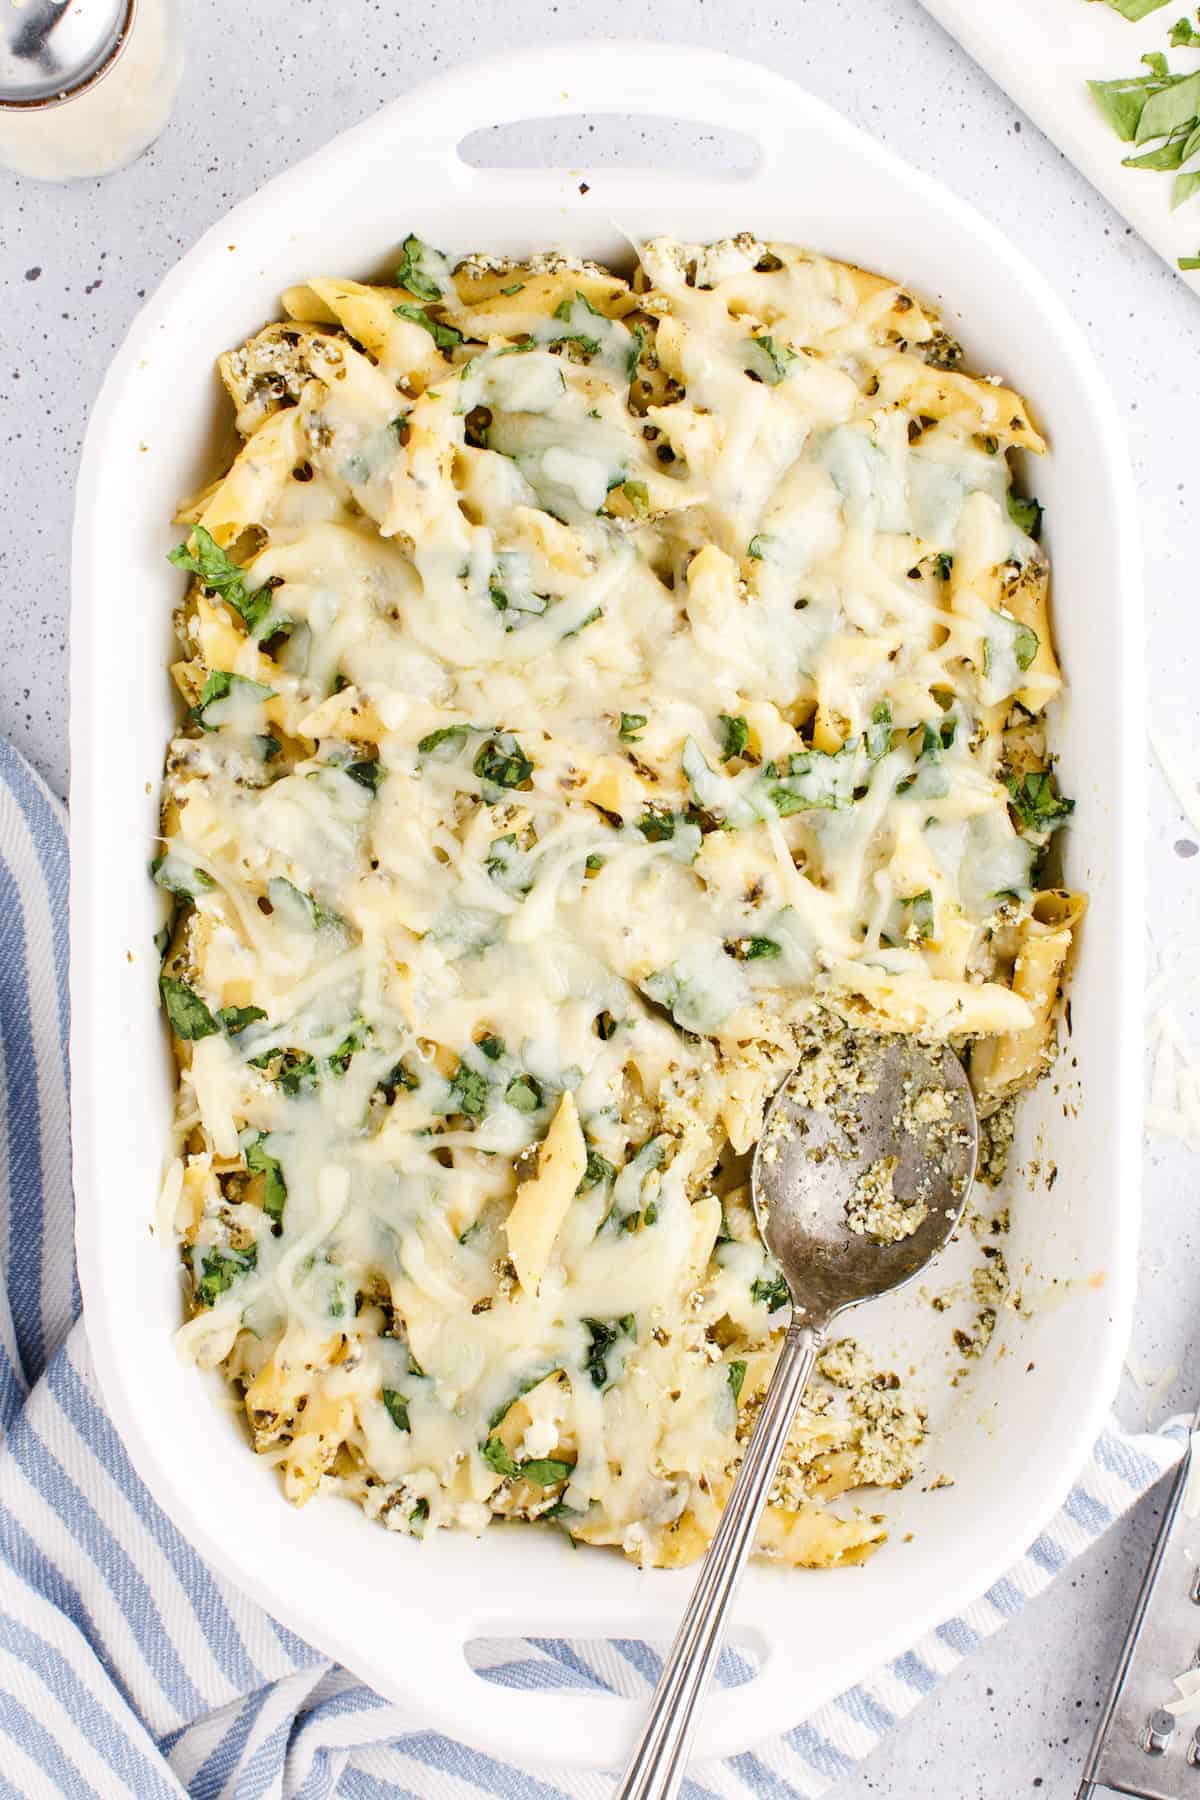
(155, 232, 1083, 1568)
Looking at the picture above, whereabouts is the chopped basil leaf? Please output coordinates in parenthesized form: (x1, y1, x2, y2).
(196, 1244, 257, 1308)
(449, 1064, 489, 1118)
(619, 712, 647, 742)
(750, 1270, 790, 1313)
(393, 302, 463, 353)
(216, 1004, 267, 1035)
(747, 534, 769, 560)
(193, 670, 276, 732)
(718, 714, 750, 762)
(394, 233, 448, 303)
(500, 281, 525, 295)
(345, 759, 383, 792)
(1171, 13, 1200, 43)
(579, 1149, 617, 1192)
(473, 733, 533, 789)
(151, 850, 214, 899)
(745, 334, 797, 385)
(382, 1388, 411, 1432)
(728, 1359, 747, 1404)
(243, 1131, 287, 1224)
(505, 1072, 542, 1112)
(739, 936, 782, 960)
(581, 1315, 636, 1390)
(376, 1059, 419, 1102)
(160, 977, 218, 1040)
(521, 1458, 575, 1486)
(418, 723, 474, 759)
(481, 1435, 518, 1477)
(1006, 770, 1076, 838)
(621, 480, 650, 517)
(1006, 493, 1044, 540)
(866, 700, 893, 760)
(327, 1024, 367, 1076)
(168, 526, 274, 634)
(478, 1034, 506, 1061)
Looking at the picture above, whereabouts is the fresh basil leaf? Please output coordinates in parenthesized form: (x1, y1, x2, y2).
(718, 714, 750, 762)
(747, 534, 769, 560)
(376, 1059, 419, 1102)
(160, 977, 218, 1040)
(739, 936, 782, 960)
(866, 700, 893, 760)
(393, 302, 464, 353)
(578, 1149, 616, 1192)
(504, 1072, 542, 1113)
(243, 1131, 287, 1224)
(728, 1359, 747, 1404)
(417, 723, 474, 759)
(750, 1270, 790, 1312)
(478, 1033, 505, 1061)
(618, 712, 647, 742)
(1007, 493, 1044, 539)
(1088, 76, 1162, 142)
(449, 1064, 489, 1118)
(394, 233, 449, 303)
(473, 733, 533, 789)
(151, 850, 214, 899)
(1006, 770, 1076, 838)
(581, 1315, 636, 1390)
(1137, 69, 1200, 142)
(520, 1458, 575, 1486)
(626, 322, 646, 380)
(481, 1435, 518, 1477)
(382, 1388, 411, 1432)
(196, 1244, 257, 1308)
(345, 759, 383, 792)
(193, 670, 276, 732)
(326, 1023, 367, 1076)
(745, 334, 797, 384)
(216, 1004, 267, 1035)
(168, 527, 275, 634)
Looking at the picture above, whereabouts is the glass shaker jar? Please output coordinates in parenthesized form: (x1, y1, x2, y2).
(0, 0, 183, 181)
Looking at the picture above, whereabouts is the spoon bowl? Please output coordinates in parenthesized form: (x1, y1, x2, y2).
(752, 1036, 978, 1328)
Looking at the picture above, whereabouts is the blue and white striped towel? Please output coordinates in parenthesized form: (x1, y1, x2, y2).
(0, 739, 1180, 1799)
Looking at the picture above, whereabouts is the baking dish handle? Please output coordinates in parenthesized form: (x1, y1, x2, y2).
(413, 1617, 803, 1771)
(392, 39, 798, 171)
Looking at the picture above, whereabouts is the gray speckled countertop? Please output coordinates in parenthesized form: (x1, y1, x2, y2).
(3, 1, 1199, 1793)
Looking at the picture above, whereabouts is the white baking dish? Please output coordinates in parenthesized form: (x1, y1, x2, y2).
(69, 40, 1143, 1770)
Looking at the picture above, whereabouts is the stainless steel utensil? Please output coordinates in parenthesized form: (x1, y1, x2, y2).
(1078, 1403, 1200, 1799)
(615, 1037, 979, 1800)
(0, 0, 132, 109)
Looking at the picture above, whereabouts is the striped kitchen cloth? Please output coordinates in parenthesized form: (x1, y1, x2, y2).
(0, 738, 1181, 1800)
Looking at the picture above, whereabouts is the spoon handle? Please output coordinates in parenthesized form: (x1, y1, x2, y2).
(614, 1320, 824, 1800)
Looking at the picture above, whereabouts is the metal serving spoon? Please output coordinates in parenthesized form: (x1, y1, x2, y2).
(616, 1037, 979, 1800)
(1, 0, 132, 109)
